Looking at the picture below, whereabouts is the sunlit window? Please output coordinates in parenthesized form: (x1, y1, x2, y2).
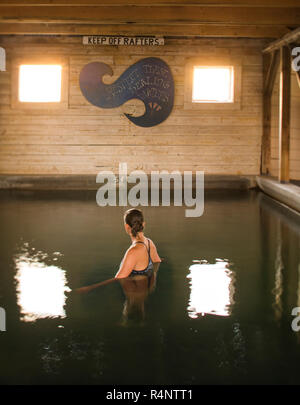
(19, 65, 62, 102)
(192, 66, 234, 103)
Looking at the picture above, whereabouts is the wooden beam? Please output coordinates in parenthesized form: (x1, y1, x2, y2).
(261, 50, 280, 175)
(296, 70, 300, 88)
(1, 1, 300, 7)
(0, 6, 299, 25)
(264, 50, 280, 95)
(279, 46, 291, 183)
(0, 22, 289, 38)
(262, 93, 272, 175)
(263, 26, 300, 53)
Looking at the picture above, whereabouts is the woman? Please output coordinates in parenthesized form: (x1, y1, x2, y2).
(76, 208, 161, 294)
(115, 208, 161, 279)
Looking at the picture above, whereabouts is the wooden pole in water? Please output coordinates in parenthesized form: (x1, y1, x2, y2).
(278, 45, 291, 183)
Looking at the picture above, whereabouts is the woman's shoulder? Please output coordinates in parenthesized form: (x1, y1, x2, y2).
(146, 237, 161, 262)
(147, 238, 156, 248)
(127, 243, 140, 253)
(127, 242, 146, 255)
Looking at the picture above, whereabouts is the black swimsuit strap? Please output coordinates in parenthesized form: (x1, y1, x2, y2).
(134, 239, 151, 258)
(130, 238, 153, 275)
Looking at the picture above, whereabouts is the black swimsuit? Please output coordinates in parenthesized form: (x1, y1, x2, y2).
(130, 238, 153, 277)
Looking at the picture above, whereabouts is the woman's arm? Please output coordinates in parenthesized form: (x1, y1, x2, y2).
(149, 239, 162, 263)
(76, 277, 116, 294)
(115, 247, 137, 279)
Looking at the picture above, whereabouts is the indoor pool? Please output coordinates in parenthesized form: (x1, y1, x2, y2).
(0, 189, 300, 385)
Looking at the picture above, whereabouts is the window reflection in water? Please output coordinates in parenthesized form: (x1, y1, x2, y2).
(187, 259, 234, 318)
(14, 244, 71, 322)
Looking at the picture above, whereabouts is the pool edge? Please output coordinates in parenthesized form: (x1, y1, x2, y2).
(256, 175, 300, 214)
(0, 174, 257, 191)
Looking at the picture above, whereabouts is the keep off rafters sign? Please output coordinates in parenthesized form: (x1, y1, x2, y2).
(83, 36, 164, 46)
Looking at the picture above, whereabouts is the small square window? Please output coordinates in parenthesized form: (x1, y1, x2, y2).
(192, 66, 234, 103)
(11, 57, 69, 110)
(19, 65, 62, 103)
(184, 58, 241, 111)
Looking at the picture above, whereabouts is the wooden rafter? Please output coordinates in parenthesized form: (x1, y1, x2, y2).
(0, 6, 298, 25)
(0, 22, 290, 38)
(263, 26, 300, 53)
(0, 2, 298, 38)
(1, 1, 300, 6)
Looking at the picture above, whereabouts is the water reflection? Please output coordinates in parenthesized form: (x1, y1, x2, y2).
(259, 193, 300, 324)
(119, 263, 160, 325)
(298, 264, 300, 308)
(187, 259, 234, 318)
(272, 220, 283, 321)
(14, 243, 70, 322)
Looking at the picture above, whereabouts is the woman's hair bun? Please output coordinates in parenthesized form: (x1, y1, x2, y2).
(124, 209, 144, 237)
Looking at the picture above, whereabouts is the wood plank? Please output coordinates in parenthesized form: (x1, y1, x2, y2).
(296, 71, 300, 89)
(0, 144, 260, 156)
(1, 1, 300, 7)
(279, 46, 291, 183)
(0, 163, 260, 176)
(0, 154, 260, 166)
(262, 92, 272, 175)
(0, 125, 262, 137)
(0, 35, 270, 48)
(0, 156, 260, 169)
(264, 50, 280, 96)
(0, 134, 261, 146)
(0, 6, 299, 25)
(0, 115, 262, 126)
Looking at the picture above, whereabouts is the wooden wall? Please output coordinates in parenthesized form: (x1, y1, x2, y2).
(0, 36, 266, 176)
(269, 67, 300, 181)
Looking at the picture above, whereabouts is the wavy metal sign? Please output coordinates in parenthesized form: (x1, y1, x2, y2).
(79, 57, 174, 127)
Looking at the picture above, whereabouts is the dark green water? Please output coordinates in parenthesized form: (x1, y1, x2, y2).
(0, 189, 300, 385)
